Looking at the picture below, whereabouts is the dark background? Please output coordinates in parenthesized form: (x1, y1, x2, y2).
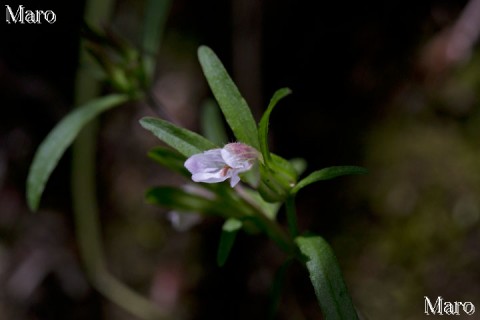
(2, 0, 480, 319)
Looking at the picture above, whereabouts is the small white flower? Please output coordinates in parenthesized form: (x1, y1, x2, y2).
(184, 142, 259, 187)
(167, 211, 202, 231)
(166, 185, 214, 231)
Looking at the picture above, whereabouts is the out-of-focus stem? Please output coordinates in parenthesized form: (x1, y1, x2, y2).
(72, 121, 166, 320)
(71, 0, 167, 319)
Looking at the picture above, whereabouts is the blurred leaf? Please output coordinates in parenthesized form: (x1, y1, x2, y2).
(26, 94, 129, 211)
(146, 186, 242, 221)
(198, 46, 259, 149)
(259, 88, 291, 164)
(269, 258, 293, 319)
(241, 187, 281, 220)
(147, 186, 216, 213)
(142, 0, 171, 84)
(201, 99, 228, 145)
(217, 218, 242, 267)
(295, 236, 358, 320)
(271, 153, 298, 178)
(289, 157, 307, 176)
(140, 117, 217, 157)
(291, 166, 367, 195)
(239, 161, 260, 188)
(148, 147, 188, 176)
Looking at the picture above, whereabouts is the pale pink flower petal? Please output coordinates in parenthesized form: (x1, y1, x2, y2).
(184, 149, 223, 173)
(221, 143, 257, 170)
(191, 171, 229, 184)
(184, 143, 259, 187)
(185, 149, 230, 183)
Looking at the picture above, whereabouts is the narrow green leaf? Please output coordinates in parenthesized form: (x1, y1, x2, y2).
(200, 99, 228, 145)
(295, 236, 358, 320)
(217, 218, 242, 267)
(148, 147, 189, 176)
(140, 117, 217, 157)
(26, 94, 129, 211)
(291, 166, 367, 195)
(198, 46, 259, 149)
(259, 88, 291, 164)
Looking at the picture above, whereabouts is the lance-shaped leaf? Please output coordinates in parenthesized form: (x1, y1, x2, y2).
(259, 88, 291, 164)
(140, 117, 217, 157)
(295, 236, 358, 320)
(148, 147, 189, 176)
(291, 166, 367, 195)
(26, 94, 129, 211)
(198, 46, 259, 149)
(217, 218, 242, 267)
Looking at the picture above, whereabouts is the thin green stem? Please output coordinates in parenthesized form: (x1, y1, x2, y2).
(72, 122, 166, 320)
(71, 0, 168, 319)
(72, 122, 106, 274)
(232, 187, 296, 254)
(285, 196, 299, 238)
(253, 211, 296, 254)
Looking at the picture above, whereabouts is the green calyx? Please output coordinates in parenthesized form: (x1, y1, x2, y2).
(258, 154, 298, 203)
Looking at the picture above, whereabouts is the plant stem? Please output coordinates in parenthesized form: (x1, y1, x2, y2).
(72, 124, 166, 320)
(233, 187, 296, 254)
(71, 0, 167, 319)
(253, 210, 296, 254)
